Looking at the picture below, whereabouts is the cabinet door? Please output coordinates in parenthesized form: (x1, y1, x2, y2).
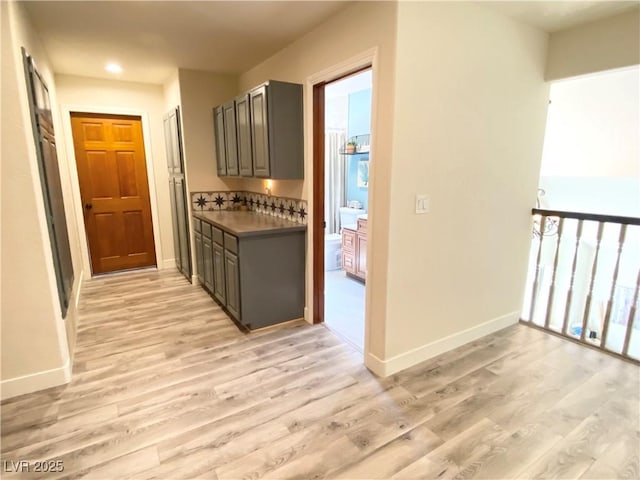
(168, 178, 181, 271)
(236, 94, 253, 176)
(203, 236, 214, 292)
(223, 101, 239, 176)
(356, 235, 367, 280)
(224, 250, 241, 320)
(213, 106, 227, 176)
(164, 107, 184, 175)
(213, 243, 226, 305)
(249, 85, 270, 178)
(194, 231, 204, 285)
(174, 177, 191, 278)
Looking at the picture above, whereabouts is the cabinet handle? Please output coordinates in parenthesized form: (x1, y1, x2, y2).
(85, 203, 93, 210)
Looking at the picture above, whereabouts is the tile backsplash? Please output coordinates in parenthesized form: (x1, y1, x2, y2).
(191, 191, 307, 224)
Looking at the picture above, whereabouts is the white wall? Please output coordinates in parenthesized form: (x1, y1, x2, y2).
(546, 7, 640, 81)
(539, 66, 640, 217)
(55, 74, 176, 272)
(1, 1, 75, 398)
(382, 2, 550, 370)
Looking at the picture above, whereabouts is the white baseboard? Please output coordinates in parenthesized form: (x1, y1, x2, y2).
(365, 311, 520, 377)
(1, 360, 72, 401)
(161, 258, 176, 270)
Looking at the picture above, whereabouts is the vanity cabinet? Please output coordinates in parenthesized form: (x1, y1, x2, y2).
(342, 217, 367, 282)
(214, 80, 303, 180)
(192, 212, 306, 330)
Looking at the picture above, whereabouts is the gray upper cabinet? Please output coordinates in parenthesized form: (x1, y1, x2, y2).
(222, 101, 239, 176)
(250, 85, 270, 178)
(213, 106, 227, 176)
(214, 80, 303, 180)
(235, 94, 253, 177)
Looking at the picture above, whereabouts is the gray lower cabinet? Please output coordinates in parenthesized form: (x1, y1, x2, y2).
(194, 229, 204, 285)
(224, 250, 241, 319)
(212, 242, 226, 305)
(202, 235, 214, 292)
(192, 215, 305, 330)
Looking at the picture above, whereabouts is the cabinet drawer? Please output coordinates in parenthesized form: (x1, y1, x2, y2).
(342, 229, 356, 251)
(342, 251, 356, 274)
(193, 217, 202, 233)
(357, 218, 367, 234)
(224, 232, 238, 254)
(202, 222, 212, 239)
(212, 226, 224, 246)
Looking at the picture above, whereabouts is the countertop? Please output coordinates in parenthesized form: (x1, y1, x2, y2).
(193, 211, 307, 238)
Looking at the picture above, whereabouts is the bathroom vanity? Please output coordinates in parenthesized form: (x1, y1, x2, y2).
(342, 217, 367, 282)
(193, 211, 306, 330)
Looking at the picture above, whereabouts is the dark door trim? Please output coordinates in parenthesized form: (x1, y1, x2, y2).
(312, 65, 372, 325)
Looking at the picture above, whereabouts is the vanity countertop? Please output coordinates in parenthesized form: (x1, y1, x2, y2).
(193, 211, 306, 238)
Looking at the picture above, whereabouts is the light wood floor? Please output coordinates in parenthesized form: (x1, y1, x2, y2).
(1, 269, 639, 479)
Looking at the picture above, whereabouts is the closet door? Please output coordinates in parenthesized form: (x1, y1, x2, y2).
(163, 107, 192, 280)
(24, 49, 74, 317)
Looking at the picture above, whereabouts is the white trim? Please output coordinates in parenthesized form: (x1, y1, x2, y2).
(305, 47, 379, 364)
(59, 105, 164, 277)
(162, 258, 177, 270)
(1, 360, 71, 401)
(365, 311, 520, 377)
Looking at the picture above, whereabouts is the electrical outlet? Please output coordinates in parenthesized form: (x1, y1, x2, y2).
(415, 194, 430, 214)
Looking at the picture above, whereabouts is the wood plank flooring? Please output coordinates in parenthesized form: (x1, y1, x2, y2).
(1, 269, 638, 479)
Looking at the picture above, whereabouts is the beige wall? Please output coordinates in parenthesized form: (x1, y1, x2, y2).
(55, 74, 175, 270)
(546, 7, 640, 81)
(384, 2, 549, 364)
(1, 1, 75, 397)
(238, 1, 398, 360)
(177, 68, 242, 194)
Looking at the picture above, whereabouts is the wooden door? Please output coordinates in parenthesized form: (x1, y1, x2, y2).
(250, 85, 271, 177)
(356, 234, 367, 280)
(223, 101, 239, 176)
(213, 106, 227, 176)
(71, 113, 156, 274)
(236, 94, 253, 176)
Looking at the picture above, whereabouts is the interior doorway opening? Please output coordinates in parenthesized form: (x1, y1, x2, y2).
(313, 68, 372, 352)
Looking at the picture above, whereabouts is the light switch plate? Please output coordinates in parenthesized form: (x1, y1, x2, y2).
(415, 194, 430, 214)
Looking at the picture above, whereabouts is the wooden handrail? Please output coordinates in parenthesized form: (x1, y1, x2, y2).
(532, 208, 640, 226)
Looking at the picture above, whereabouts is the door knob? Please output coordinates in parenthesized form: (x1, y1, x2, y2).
(85, 203, 93, 210)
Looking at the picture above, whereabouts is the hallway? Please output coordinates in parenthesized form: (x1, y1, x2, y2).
(1, 270, 638, 479)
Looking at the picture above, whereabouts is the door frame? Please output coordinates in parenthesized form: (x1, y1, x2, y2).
(60, 105, 163, 277)
(306, 47, 379, 355)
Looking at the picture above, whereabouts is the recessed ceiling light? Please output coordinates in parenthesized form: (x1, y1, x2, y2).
(105, 63, 122, 74)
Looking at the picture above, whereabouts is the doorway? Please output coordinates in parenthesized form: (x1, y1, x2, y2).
(70, 113, 156, 275)
(313, 68, 372, 351)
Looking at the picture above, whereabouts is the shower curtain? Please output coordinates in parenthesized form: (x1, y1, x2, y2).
(325, 130, 347, 235)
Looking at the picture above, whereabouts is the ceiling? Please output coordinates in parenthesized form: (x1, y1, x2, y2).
(23, 1, 639, 86)
(23, 1, 350, 85)
(486, 1, 639, 33)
